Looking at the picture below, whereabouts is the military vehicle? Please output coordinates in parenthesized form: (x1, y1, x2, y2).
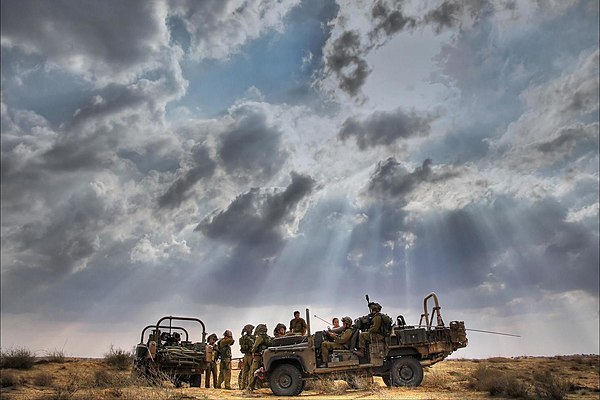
(262, 292, 468, 396)
(133, 316, 210, 387)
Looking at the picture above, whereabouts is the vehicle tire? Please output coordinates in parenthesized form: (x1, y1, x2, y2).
(269, 364, 304, 396)
(389, 357, 423, 387)
(381, 374, 391, 387)
(189, 373, 201, 387)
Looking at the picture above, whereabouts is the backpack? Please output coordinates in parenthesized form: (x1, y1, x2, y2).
(380, 313, 393, 335)
(239, 334, 253, 354)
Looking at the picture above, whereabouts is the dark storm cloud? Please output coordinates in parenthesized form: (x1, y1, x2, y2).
(158, 145, 216, 209)
(0, 0, 165, 82)
(338, 108, 436, 149)
(367, 158, 461, 202)
(536, 122, 599, 155)
(325, 31, 372, 97)
(422, 0, 492, 34)
(217, 107, 288, 180)
(196, 172, 316, 247)
(369, 0, 416, 39)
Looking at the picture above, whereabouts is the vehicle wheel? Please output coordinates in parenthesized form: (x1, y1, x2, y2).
(381, 374, 391, 387)
(269, 364, 304, 396)
(189, 373, 201, 387)
(389, 357, 423, 387)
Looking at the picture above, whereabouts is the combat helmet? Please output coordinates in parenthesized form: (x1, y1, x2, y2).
(341, 316, 353, 325)
(274, 323, 286, 335)
(207, 333, 218, 342)
(242, 324, 255, 335)
(369, 302, 382, 312)
(254, 324, 267, 335)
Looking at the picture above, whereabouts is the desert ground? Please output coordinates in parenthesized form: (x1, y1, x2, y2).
(1, 355, 598, 400)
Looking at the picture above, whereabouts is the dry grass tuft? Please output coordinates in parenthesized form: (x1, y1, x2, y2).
(423, 369, 452, 390)
(50, 373, 80, 400)
(104, 345, 133, 371)
(45, 349, 67, 363)
(0, 347, 36, 370)
(469, 363, 531, 397)
(1, 370, 23, 387)
(532, 370, 573, 400)
(33, 371, 55, 387)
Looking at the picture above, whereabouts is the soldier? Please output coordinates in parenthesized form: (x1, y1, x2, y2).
(354, 302, 384, 358)
(332, 317, 340, 329)
(320, 316, 354, 366)
(238, 324, 254, 390)
(205, 333, 218, 388)
(246, 324, 271, 391)
(216, 330, 235, 390)
(273, 323, 286, 337)
(289, 311, 307, 335)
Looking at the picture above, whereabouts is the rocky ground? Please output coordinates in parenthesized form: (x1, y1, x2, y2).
(1, 355, 598, 399)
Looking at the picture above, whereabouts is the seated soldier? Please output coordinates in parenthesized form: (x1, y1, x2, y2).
(354, 302, 384, 358)
(320, 316, 354, 366)
(288, 311, 307, 336)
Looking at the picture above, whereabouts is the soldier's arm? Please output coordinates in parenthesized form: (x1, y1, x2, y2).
(368, 315, 382, 334)
(251, 335, 263, 353)
(222, 337, 235, 346)
(337, 329, 354, 345)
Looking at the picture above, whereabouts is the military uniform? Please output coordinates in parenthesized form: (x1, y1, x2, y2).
(216, 332, 235, 389)
(356, 303, 385, 357)
(247, 325, 272, 391)
(238, 325, 254, 390)
(321, 321, 354, 363)
(289, 316, 307, 335)
(205, 334, 218, 388)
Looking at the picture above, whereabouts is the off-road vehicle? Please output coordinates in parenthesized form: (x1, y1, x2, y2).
(133, 316, 210, 387)
(262, 292, 468, 396)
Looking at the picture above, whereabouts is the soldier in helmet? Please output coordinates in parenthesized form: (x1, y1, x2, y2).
(216, 330, 235, 389)
(354, 302, 384, 358)
(289, 310, 307, 336)
(273, 323, 287, 337)
(238, 324, 254, 390)
(205, 333, 218, 388)
(320, 316, 354, 366)
(246, 324, 272, 391)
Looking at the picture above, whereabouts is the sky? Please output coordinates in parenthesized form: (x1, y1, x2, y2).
(1, 0, 598, 360)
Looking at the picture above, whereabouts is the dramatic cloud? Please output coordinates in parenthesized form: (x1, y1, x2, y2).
(338, 108, 436, 149)
(196, 172, 316, 247)
(1, 0, 597, 359)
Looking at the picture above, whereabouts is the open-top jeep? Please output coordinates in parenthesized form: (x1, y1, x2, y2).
(133, 316, 210, 387)
(262, 292, 468, 396)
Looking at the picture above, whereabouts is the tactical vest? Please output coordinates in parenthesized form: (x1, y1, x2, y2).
(255, 334, 272, 353)
(218, 340, 232, 359)
(239, 334, 254, 354)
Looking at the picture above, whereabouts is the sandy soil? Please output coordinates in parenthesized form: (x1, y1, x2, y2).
(1, 355, 598, 399)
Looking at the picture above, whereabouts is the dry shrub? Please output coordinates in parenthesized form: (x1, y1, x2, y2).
(533, 370, 572, 400)
(0, 347, 36, 370)
(33, 371, 54, 387)
(343, 373, 375, 390)
(470, 364, 507, 394)
(104, 345, 133, 371)
(45, 349, 67, 363)
(1, 370, 23, 387)
(50, 374, 80, 400)
(423, 369, 451, 389)
(488, 357, 512, 363)
(306, 376, 345, 395)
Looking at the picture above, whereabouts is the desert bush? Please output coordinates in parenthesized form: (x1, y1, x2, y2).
(104, 345, 133, 371)
(1, 370, 22, 387)
(0, 347, 36, 369)
(93, 368, 115, 387)
(470, 364, 508, 395)
(504, 373, 531, 398)
(533, 370, 572, 400)
(423, 369, 451, 389)
(343, 373, 375, 390)
(50, 373, 80, 400)
(33, 371, 54, 387)
(45, 349, 67, 363)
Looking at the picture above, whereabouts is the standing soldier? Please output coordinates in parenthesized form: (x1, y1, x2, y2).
(216, 330, 235, 390)
(205, 333, 218, 388)
(246, 324, 271, 391)
(320, 316, 354, 366)
(289, 310, 307, 335)
(238, 324, 254, 390)
(354, 302, 384, 358)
